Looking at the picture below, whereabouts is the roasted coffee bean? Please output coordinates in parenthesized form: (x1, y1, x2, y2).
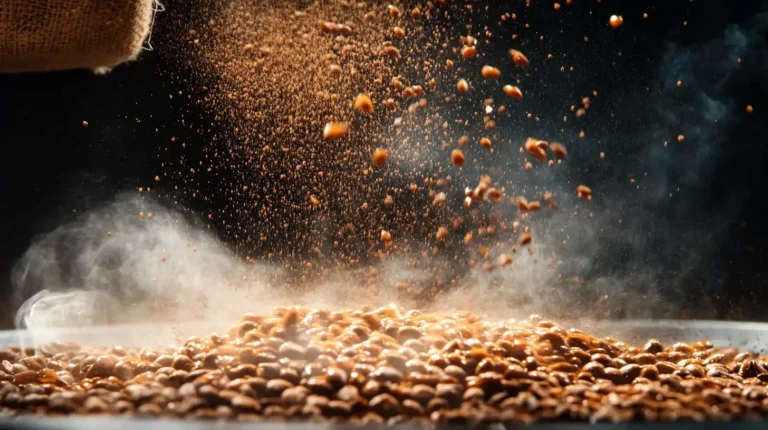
(241, 349, 277, 365)
(47, 393, 77, 413)
(11, 371, 38, 385)
(463, 386, 484, 402)
(172, 355, 195, 372)
(279, 343, 306, 360)
(640, 365, 660, 381)
(656, 361, 679, 375)
(401, 398, 425, 416)
(265, 379, 293, 397)
(435, 383, 463, 407)
(225, 364, 256, 381)
(324, 400, 352, 417)
(371, 366, 402, 383)
(369, 393, 400, 418)
(258, 363, 282, 380)
(333, 385, 359, 403)
(281, 386, 308, 406)
(740, 360, 765, 378)
(620, 364, 642, 383)
(643, 340, 664, 354)
(306, 377, 334, 397)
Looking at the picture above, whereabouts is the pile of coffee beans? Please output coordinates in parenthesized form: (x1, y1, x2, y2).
(2, 306, 767, 423)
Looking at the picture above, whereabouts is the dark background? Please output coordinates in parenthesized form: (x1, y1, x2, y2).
(1, 0, 767, 329)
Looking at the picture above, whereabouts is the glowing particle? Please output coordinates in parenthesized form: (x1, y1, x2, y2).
(577, 185, 592, 200)
(451, 149, 465, 166)
(323, 122, 348, 139)
(498, 254, 513, 266)
(488, 188, 504, 201)
(503, 85, 523, 100)
(381, 46, 401, 58)
(481, 66, 501, 79)
(550, 143, 567, 160)
(372, 148, 388, 167)
(509, 49, 529, 67)
(433, 192, 446, 206)
(525, 138, 547, 161)
(516, 197, 529, 211)
(354, 94, 374, 114)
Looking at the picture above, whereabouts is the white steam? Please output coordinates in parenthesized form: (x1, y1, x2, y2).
(12, 195, 286, 329)
(12, 194, 570, 331)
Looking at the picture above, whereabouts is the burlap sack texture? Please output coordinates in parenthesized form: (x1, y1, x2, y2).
(0, 0, 155, 73)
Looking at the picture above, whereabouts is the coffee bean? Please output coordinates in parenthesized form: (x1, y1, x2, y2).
(643, 340, 664, 354)
(369, 393, 400, 418)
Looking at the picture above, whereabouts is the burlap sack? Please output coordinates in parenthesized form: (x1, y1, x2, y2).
(0, 0, 155, 73)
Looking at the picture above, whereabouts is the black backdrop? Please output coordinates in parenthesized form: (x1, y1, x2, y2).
(1, 0, 767, 329)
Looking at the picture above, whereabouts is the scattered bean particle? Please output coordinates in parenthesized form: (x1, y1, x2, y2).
(323, 122, 348, 140)
(451, 149, 465, 166)
(461, 46, 477, 59)
(481, 66, 501, 79)
(577, 185, 593, 200)
(354, 94, 374, 114)
(509, 49, 529, 67)
(503, 85, 523, 100)
(372, 148, 388, 167)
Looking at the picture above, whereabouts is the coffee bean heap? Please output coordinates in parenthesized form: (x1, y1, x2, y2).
(2, 306, 768, 423)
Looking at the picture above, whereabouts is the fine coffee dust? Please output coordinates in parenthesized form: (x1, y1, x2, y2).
(155, 0, 606, 303)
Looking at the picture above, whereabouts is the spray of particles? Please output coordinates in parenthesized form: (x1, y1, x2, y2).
(153, 0, 614, 305)
(19, 0, 759, 325)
